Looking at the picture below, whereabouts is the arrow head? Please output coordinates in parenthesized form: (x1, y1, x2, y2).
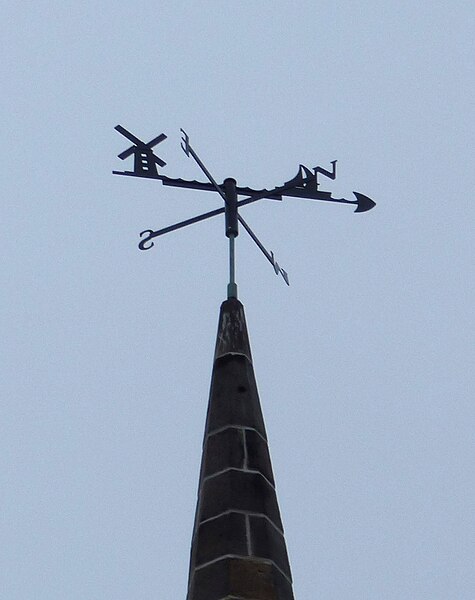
(353, 191, 376, 213)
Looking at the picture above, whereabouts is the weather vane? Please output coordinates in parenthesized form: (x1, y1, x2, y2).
(113, 125, 376, 298)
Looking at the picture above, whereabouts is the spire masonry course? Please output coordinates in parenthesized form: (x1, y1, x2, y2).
(186, 298, 294, 600)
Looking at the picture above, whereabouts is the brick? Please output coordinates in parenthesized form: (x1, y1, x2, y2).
(200, 470, 283, 531)
(194, 512, 248, 567)
(206, 355, 267, 439)
(189, 557, 294, 600)
(203, 428, 245, 477)
(249, 516, 292, 580)
(245, 429, 275, 486)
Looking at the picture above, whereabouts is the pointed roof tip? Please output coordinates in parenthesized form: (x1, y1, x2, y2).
(214, 297, 252, 363)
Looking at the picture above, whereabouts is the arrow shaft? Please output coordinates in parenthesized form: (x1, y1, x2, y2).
(115, 169, 361, 208)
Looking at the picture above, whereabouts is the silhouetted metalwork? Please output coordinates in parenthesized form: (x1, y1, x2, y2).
(115, 125, 167, 177)
(113, 125, 376, 295)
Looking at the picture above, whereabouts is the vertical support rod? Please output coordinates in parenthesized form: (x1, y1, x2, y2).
(229, 235, 236, 298)
(224, 178, 238, 299)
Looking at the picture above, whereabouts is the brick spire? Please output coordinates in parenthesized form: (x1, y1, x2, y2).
(187, 298, 294, 600)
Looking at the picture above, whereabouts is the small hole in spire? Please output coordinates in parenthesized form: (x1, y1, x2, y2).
(237, 385, 247, 393)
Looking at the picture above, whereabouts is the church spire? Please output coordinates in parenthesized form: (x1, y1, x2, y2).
(187, 297, 294, 600)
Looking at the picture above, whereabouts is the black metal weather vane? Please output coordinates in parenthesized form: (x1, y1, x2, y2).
(113, 125, 376, 298)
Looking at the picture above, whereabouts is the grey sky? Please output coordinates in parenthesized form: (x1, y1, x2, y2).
(2, 2, 474, 599)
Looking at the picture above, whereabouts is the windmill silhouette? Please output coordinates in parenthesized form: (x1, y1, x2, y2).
(115, 125, 167, 177)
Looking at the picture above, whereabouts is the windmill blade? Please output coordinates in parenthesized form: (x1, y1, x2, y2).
(119, 145, 167, 165)
(353, 191, 376, 213)
(152, 155, 167, 168)
(114, 124, 145, 147)
(117, 146, 136, 160)
(147, 133, 167, 148)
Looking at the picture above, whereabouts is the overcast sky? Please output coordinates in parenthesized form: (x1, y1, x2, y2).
(2, 2, 474, 599)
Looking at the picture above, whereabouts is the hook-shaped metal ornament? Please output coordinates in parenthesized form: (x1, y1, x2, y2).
(139, 230, 155, 251)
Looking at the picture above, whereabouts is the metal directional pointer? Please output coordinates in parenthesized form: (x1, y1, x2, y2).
(113, 125, 376, 298)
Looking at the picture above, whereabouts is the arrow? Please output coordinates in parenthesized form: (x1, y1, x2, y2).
(113, 146, 376, 214)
